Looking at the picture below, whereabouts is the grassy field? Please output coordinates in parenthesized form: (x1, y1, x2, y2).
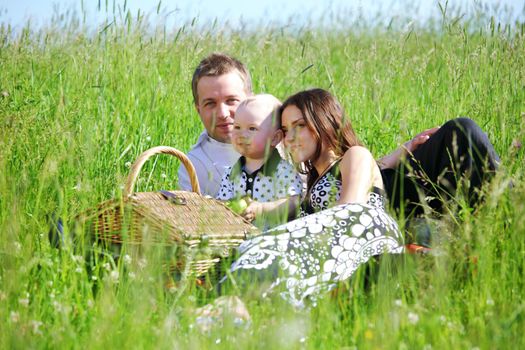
(1, 3, 524, 349)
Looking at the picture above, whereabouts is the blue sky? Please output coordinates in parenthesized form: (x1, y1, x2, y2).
(1, 0, 523, 30)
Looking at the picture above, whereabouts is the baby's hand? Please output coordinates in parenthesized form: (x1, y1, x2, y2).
(242, 200, 263, 222)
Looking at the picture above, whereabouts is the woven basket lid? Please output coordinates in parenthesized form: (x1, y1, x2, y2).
(78, 146, 259, 247)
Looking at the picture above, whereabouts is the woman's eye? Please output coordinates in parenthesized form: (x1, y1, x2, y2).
(249, 127, 258, 131)
(234, 125, 240, 130)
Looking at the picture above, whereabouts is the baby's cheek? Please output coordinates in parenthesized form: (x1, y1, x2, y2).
(251, 136, 263, 147)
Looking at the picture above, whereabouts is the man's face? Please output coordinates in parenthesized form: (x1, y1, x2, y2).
(195, 72, 248, 143)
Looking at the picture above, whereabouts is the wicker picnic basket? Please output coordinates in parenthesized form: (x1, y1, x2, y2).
(77, 146, 259, 277)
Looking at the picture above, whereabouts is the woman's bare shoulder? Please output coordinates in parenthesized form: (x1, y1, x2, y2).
(341, 146, 374, 164)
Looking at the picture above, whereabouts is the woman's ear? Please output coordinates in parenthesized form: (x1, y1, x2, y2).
(271, 129, 283, 147)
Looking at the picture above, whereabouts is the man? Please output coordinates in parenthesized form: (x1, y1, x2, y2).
(378, 119, 499, 220)
(179, 52, 500, 225)
(178, 53, 252, 196)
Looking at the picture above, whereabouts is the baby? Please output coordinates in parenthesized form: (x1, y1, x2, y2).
(216, 94, 303, 226)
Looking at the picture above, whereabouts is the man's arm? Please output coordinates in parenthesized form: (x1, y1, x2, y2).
(377, 127, 440, 169)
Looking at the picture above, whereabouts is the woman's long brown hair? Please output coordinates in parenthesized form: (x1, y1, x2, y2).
(278, 88, 362, 173)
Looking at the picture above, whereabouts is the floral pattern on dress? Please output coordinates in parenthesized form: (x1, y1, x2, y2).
(228, 201, 403, 307)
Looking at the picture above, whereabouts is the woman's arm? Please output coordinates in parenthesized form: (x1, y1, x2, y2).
(338, 146, 378, 204)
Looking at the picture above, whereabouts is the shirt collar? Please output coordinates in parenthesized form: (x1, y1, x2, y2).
(195, 130, 234, 149)
(194, 131, 209, 147)
(230, 147, 282, 179)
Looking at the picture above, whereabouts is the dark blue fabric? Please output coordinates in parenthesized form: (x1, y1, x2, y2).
(381, 117, 500, 218)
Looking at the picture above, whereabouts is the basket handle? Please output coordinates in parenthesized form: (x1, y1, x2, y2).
(124, 146, 201, 197)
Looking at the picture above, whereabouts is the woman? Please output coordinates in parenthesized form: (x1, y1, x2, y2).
(220, 89, 404, 307)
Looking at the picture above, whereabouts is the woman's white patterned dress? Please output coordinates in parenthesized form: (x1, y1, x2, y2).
(222, 160, 404, 307)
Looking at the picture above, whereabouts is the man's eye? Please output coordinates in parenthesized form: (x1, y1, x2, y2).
(227, 99, 240, 105)
(249, 127, 258, 131)
(234, 125, 240, 130)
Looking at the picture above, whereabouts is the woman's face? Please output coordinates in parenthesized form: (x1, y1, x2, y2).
(281, 105, 318, 164)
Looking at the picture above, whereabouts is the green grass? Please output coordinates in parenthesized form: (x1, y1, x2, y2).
(1, 3, 525, 349)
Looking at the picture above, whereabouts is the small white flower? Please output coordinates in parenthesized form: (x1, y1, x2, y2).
(407, 312, 419, 325)
(215, 338, 221, 344)
(10, 311, 19, 323)
(14, 242, 22, 252)
(125, 161, 132, 168)
(394, 299, 403, 307)
(299, 337, 307, 343)
(138, 258, 147, 269)
(19, 298, 29, 307)
(439, 315, 447, 323)
(103, 262, 111, 271)
(72, 255, 84, 264)
(109, 270, 119, 283)
(49, 292, 55, 299)
(128, 272, 136, 280)
(75, 267, 83, 274)
(31, 320, 43, 335)
(146, 136, 151, 142)
(123, 254, 132, 265)
(161, 173, 167, 179)
(53, 301, 63, 313)
(87, 299, 94, 308)
(486, 298, 495, 306)
(91, 275, 98, 281)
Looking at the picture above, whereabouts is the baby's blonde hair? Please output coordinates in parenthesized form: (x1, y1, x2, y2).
(237, 94, 282, 128)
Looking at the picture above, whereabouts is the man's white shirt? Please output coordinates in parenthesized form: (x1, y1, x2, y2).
(177, 131, 240, 197)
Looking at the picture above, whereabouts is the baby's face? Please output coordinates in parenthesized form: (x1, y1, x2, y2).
(232, 103, 277, 160)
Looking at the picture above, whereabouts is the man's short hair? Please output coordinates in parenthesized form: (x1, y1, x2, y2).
(191, 52, 253, 104)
